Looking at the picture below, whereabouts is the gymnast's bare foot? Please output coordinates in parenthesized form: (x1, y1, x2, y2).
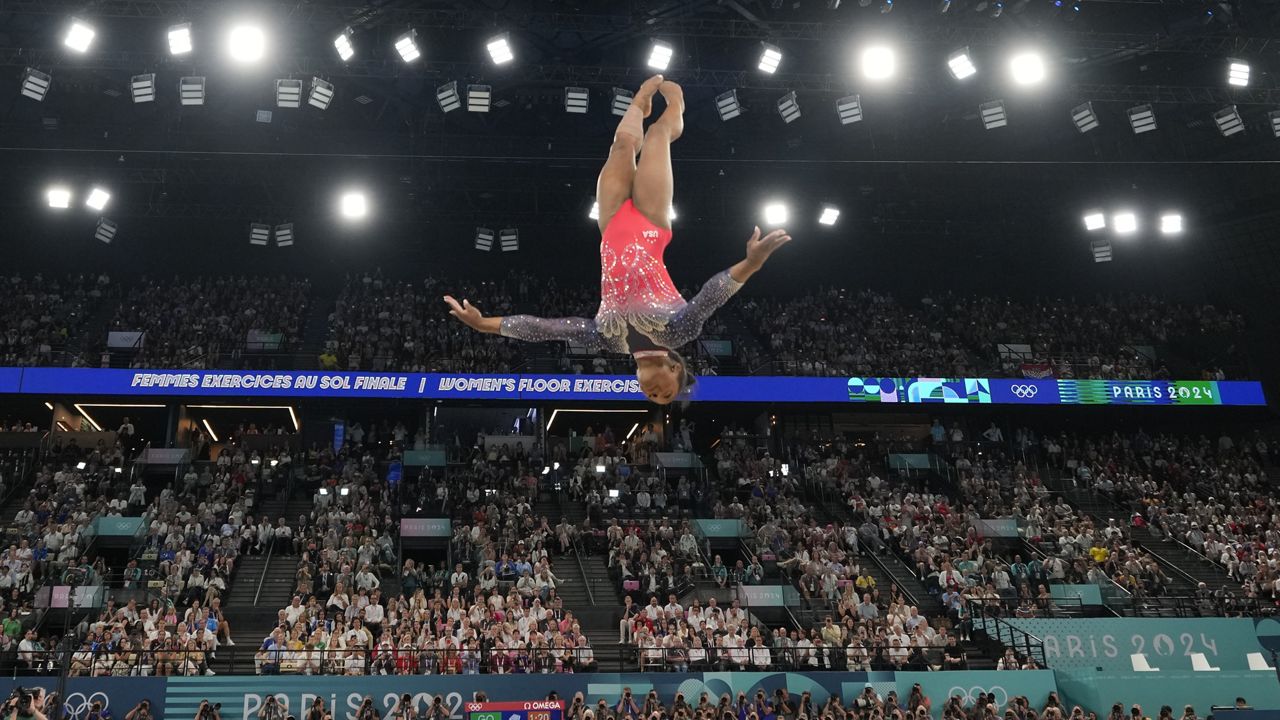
(655, 80, 684, 140)
(633, 74, 665, 118)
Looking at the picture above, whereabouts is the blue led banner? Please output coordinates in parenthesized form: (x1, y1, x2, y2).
(1, 368, 1267, 406)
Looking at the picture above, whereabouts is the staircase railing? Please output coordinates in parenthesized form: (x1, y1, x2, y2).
(968, 599, 1048, 667)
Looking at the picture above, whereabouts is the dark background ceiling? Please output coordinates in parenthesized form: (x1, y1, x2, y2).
(0, 0, 1278, 303)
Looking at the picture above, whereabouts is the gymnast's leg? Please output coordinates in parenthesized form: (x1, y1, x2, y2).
(596, 75, 665, 235)
(631, 81, 684, 231)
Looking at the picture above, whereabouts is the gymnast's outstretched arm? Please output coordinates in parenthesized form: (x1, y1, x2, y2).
(443, 295, 605, 350)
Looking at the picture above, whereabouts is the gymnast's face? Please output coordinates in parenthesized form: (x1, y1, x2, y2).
(636, 358, 681, 405)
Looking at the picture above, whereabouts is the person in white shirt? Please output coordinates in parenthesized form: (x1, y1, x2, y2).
(284, 596, 307, 625)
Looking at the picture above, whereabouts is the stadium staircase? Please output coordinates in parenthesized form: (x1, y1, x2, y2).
(218, 491, 298, 673)
(1041, 466, 1238, 609)
(534, 491, 623, 652)
(295, 289, 336, 370)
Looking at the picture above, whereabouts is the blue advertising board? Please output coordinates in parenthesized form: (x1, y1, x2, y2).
(977, 617, 1267, 671)
(0, 368, 1267, 406)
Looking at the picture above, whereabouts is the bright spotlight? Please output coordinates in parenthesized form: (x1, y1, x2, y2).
(340, 192, 368, 219)
(861, 45, 896, 81)
(46, 187, 72, 209)
(948, 47, 976, 79)
(1083, 211, 1105, 231)
(1009, 51, 1046, 85)
(228, 24, 266, 63)
(395, 30, 421, 62)
(1227, 60, 1249, 87)
(648, 40, 674, 70)
(1113, 212, 1138, 235)
(588, 200, 600, 221)
(1160, 213, 1183, 235)
(64, 18, 96, 54)
(168, 23, 193, 55)
(334, 29, 355, 62)
(487, 33, 514, 65)
(763, 202, 789, 226)
(759, 43, 783, 74)
(85, 187, 111, 211)
(819, 206, 841, 226)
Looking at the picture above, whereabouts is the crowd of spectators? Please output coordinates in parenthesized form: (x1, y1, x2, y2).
(103, 275, 310, 368)
(1043, 430, 1276, 608)
(734, 288, 1244, 380)
(0, 273, 108, 367)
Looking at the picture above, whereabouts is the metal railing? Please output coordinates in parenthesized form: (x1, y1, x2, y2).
(13, 641, 993, 677)
(966, 600, 1047, 667)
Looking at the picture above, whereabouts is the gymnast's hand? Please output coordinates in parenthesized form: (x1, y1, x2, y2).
(744, 226, 792, 271)
(443, 295, 500, 334)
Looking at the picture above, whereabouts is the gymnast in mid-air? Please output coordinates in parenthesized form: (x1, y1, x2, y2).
(444, 75, 792, 405)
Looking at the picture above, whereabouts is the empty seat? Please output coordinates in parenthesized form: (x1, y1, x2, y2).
(1247, 652, 1275, 671)
(1131, 653, 1160, 672)
(1190, 653, 1220, 672)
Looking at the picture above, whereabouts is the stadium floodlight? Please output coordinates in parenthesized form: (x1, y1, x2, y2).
(228, 24, 266, 63)
(861, 45, 896, 81)
(487, 33, 514, 65)
(1009, 51, 1046, 85)
(763, 202, 789, 226)
(249, 223, 270, 246)
(395, 30, 421, 62)
(648, 40, 674, 70)
(1113, 211, 1138, 235)
(669, 205, 678, 221)
(130, 74, 156, 103)
(500, 228, 519, 252)
(276, 79, 302, 108)
(611, 88, 634, 116)
(588, 201, 600, 221)
(980, 100, 1007, 129)
(47, 187, 72, 209)
(334, 28, 354, 62)
(64, 18, 96, 54)
(308, 78, 334, 110)
(168, 23, 193, 55)
(1128, 104, 1156, 134)
(1227, 59, 1250, 87)
(716, 90, 742, 121)
(759, 43, 783, 74)
(179, 76, 205, 106)
(777, 91, 801, 124)
(275, 223, 294, 247)
(1091, 238, 1112, 263)
(436, 81, 461, 112)
(95, 218, 118, 244)
(340, 192, 368, 219)
(565, 87, 589, 114)
(836, 94, 863, 124)
(1071, 101, 1099, 133)
(467, 84, 492, 113)
(85, 187, 111, 211)
(1213, 105, 1244, 137)
(1271, 110, 1280, 138)
(21, 68, 52, 102)
(948, 47, 977, 79)
(256, 110, 272, 124)
(475, 227, 494, 251)
(1083, 211, 1106, 231)
(1159, 213, 1183, 235)
(819, 206, 841, 226)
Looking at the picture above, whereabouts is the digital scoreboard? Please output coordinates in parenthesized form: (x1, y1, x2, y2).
(466, 700, 565, 720)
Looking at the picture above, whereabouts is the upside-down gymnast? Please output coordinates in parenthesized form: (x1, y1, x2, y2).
(444, 75, 792, 405)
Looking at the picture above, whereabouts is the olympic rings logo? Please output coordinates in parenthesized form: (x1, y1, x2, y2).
(948, 686, 1008, 707)
(64, 692, 109, 720)
(1011, 384, 1039, 399)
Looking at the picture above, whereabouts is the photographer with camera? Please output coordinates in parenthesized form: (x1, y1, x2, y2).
(3, 687, 47, 720)
(195, 700, 223, 720)
(259, 697, 287, 720)
(389, 694, 417, 720)
(304, 697, 334, 720)
(355, 696, 381, 720)
(125, 699, 155, 720)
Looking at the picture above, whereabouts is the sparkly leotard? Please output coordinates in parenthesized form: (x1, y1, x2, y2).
(500, 199, 743, 353)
